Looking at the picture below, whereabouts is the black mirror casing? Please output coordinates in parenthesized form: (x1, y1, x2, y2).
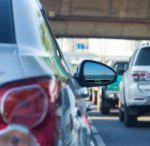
(74, 60, 117, 88)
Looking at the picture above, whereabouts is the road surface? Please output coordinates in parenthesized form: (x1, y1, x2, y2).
(89, 105, 150, 146)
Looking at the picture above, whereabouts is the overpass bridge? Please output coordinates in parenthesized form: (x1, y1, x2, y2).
(42, 0, 150, 40)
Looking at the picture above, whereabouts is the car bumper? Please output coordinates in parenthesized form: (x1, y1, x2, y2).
(127, 105, 150, 116)
(106, 91, 120, 99)
(126, 82, 150, 106)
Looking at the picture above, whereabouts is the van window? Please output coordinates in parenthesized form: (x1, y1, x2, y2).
(0, 0, 15, 44)
(135, 47, 150, 66)
(114, 62, 128, 75)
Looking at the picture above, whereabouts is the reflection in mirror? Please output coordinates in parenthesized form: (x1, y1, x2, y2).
(83, 62, 116, 85)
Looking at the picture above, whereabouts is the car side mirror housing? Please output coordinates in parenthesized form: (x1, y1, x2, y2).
(74, 60, 117, 87)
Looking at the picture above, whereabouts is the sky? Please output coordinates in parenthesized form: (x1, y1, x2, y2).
(84, 62, 114, 76)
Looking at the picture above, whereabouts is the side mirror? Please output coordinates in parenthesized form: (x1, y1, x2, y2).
(74, 60, 117, 87)
(86, 103, 92, 113)
(78, 87, 89, 98)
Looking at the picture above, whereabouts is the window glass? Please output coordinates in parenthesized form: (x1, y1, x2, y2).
(114, 62, 128, 75)
(114, 62, 128, 70)
(0, 0, 15, 43)
(34, 2, 71, 77)
(35, 7, 56, 54)
(135, 47, 150, 66)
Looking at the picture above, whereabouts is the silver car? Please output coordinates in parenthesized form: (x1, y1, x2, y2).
(0, 0, 117, 146)
(119, 43, 150, 127)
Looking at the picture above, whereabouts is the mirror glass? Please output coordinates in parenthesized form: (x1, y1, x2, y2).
(114, 62, 128, 75)
(83, 62, 116, 85)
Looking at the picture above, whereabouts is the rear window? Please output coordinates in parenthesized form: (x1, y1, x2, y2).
(114, 62, 128, 75)
(135, 47, 150, 66)
(0, 0, 15, 44)
(114, 62, 128, 69)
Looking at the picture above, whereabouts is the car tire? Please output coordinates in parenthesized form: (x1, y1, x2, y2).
(101, 106, 109, 115)
(100, 89, 110, 115)
(124, 108, 137, 127)
(119, 108, 124, 122)
(100, 101, 110, 114)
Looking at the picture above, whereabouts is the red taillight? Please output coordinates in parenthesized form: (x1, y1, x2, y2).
(83, 115, 90, 128)
(0, 76, 61, 128)
(0, 76, 61, 146)
(132, 71, 149, 82)
(1, 84, 48, 128)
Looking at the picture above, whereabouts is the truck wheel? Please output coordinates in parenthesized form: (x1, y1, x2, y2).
(119, 108, 124, 122)
(124, 108, 137, 127)
(100, 101, 110, 115)
(100, 89, 110, 115)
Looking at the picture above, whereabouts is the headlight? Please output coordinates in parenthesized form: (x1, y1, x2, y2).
(0, 124, 39, 146)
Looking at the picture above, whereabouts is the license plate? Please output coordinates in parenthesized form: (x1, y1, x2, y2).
(108, 94, 114, 98)
(139, 84, 150, 91)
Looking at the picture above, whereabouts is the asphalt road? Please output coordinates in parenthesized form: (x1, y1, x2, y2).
(89, 108, 150, 146)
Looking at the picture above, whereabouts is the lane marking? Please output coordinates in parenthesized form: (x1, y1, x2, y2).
(90, 120, 93, 125)
(94, 135, 106, 146)
(91, 125, 98, 134)
(90, 141, 95, 146)
(90, 123, 106, 146)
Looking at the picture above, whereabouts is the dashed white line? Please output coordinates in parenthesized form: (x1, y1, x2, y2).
(91, 125, 98, 134)
(90, 123, 106, 146)
(90, 120, 93, 125)
(94, 135, 106, 146)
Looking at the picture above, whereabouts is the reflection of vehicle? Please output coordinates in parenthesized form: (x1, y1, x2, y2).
(84, 62, 117, 86)
(119, 44, 150, 127)
(100, 61, 128, 114)
(64, 52, 101, 74)
(75, 60, 117, 88)
(0, 0, 117, 146)
(68, 61, 78, 74)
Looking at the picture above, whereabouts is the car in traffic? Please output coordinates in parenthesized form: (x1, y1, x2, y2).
(119, 43, 150, 127)
(0, 0, 117, 146)
(100, 60, 128, 114)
